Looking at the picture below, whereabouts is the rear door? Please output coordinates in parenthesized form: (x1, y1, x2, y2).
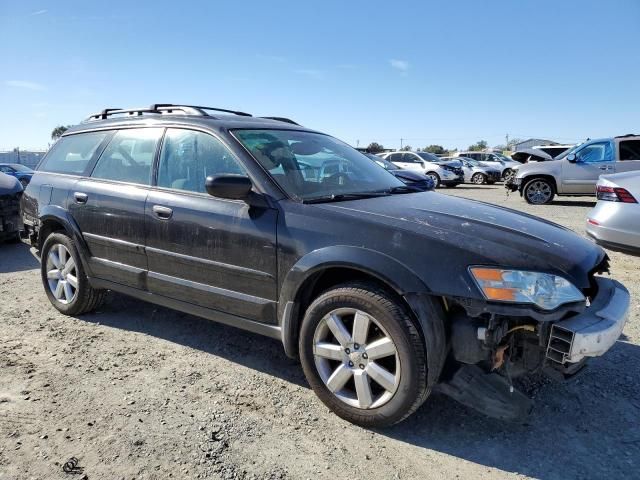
(69, 127, 164, 289)
(144, 128, 279, 324)
(615, 139, 640, 174)
(561, 141, 615, 194)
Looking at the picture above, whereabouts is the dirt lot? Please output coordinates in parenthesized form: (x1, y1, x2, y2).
(1, 185, 639, 480)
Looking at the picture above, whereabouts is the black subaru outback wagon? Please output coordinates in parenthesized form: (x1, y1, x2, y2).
(22, 104, 630, 426)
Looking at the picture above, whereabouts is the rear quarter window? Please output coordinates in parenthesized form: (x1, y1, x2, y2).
(40, 132, 109, 175)
(619, 140, 640, 160)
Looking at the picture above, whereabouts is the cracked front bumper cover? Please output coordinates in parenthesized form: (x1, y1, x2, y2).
(546, 277, 629, 364)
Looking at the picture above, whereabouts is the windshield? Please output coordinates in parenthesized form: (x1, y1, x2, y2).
(8, 164, 33, 173)
(495, 154, 512, 162)
(366, 155, 398, 170)
(555, 143, 582, 160)
(233, 130, 405, 201)
(416, 152, 439, 162)
(460, 157, 480, 166)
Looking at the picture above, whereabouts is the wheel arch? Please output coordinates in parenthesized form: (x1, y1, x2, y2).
(38, 206, 93, 276)
(278, 246, 430, 359)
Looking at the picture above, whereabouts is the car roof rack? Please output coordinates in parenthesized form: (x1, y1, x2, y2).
(259, 116, 300, 126)
(84, 104, 253, 122)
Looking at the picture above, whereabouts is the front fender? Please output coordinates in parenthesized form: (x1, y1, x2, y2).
(278, 245, 429, 357)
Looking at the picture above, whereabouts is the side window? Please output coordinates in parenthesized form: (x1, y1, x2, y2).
(619, 140, 640, 161)
(402, 153, 418, 163)
(0, 165, 14, 173)
(387, 153, 402, 162)
(40, 132, 108, 175)
(577, 142, 614, 163)
(157, 129, 245, 194)
(91, 128, 163, 185)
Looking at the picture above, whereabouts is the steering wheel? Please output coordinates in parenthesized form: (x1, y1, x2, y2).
(118, 146, 140, 167)
(322, 172, 350, 186)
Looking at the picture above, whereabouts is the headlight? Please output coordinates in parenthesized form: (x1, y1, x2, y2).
(469, 267, 584, 310)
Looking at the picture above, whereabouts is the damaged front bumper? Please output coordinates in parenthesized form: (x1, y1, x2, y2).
(504, 177, 521, 192)
(546, 277, 629, 365)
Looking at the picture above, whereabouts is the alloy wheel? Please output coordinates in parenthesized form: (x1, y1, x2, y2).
(45, 244, 78, 304)
(471, 173, 485, 184)
(312, 308, 401, 409)
(526, 180, 552, 204)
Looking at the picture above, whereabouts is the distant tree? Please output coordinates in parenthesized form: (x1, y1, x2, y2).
(366, 142, 384, 153)
(51, 125, 71, 140)
(467, 140, 488, 151)
(401, 145, 412, 151)
(424, 144, 446, 155)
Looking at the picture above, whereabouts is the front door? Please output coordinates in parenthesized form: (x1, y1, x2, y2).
(561, 141, 615, 194)
(70, 127, 164, 289)
(144, 128, 279, 324)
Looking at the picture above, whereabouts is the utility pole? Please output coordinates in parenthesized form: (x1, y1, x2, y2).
(505, 133, 509, 150)
(400, 138, 403, 149)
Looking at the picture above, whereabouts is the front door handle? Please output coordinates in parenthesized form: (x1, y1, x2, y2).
(152, 205, 173, 220)
(73, 192, 88, 204)
(598, 166, 611, 170)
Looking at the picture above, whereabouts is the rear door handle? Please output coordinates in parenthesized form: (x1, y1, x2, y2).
(152, 205, 173, 220)
(73, 192, 88, 204)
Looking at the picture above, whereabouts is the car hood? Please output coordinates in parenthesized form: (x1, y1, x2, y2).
(0, 172, 22, 195)
(316, 192, 604, 290)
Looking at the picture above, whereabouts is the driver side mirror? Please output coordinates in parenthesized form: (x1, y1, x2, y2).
(567, 153, 577, 163)
(205, 175, 253, 200)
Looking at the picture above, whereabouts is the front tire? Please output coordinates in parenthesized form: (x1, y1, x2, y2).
(299, 282, 428, 427)
(41, 232, 106, 315)
(502, 168, 514, 182)
(523, 178, 555, 204)
(425, 172, 440, 188)
(471, 173, 486, 184)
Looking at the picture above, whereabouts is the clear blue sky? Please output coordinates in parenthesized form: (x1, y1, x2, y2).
(1, 0, 638, 150)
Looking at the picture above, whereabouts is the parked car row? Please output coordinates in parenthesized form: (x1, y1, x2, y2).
(17, 103, 630, 427)
(378, 151, 464, 187)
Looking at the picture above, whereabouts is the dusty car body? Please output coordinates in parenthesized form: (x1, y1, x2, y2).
(21, 104, 630, 426)
(587, 171, 640, 256)
(0, 172, 23, 242)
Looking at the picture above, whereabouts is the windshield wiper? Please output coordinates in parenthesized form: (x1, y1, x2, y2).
(386, 185, 423, 194)
(303, 191, 390, 204)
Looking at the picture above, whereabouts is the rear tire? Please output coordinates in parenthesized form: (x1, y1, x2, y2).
(41, 232, 106, 315)
(299, 282, 428, 427)
(523, 178, 555, 204)
(502, 168, 514, 182)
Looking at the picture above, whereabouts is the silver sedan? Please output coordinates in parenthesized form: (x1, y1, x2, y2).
(440, 157, 502, 184)
(586, 171, 640, 256)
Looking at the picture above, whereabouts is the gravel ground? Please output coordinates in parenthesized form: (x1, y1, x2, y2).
(1, 185, 639, 480)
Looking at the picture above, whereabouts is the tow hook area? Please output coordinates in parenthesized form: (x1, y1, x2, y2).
(434, 364, 533, 422)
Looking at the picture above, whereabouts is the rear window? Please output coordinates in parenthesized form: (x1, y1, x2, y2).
(40, 132, 108, 175)
(619, 140, 640, 160)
